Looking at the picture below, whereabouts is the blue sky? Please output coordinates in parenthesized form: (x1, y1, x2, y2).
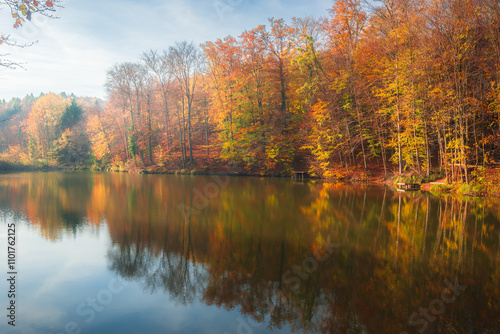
(0, 0, 331, 100)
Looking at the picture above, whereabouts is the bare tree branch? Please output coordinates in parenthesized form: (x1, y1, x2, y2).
(0, 0, 61, 68)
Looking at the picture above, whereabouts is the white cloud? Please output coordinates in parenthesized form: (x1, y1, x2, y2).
(0, 0, 331, 100)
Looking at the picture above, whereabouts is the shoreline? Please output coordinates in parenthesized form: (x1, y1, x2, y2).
(2, 163, 499, 198)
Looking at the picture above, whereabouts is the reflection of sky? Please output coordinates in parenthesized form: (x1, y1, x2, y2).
(0, 0, 330, 100)
(0, 214, 292, 334)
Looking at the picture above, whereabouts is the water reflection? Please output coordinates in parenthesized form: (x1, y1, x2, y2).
(0, 172, 498, 333)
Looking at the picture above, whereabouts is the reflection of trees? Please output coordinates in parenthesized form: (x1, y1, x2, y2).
(0, 173, 92, 239)
(101, 179, 498, 333)
(103, 174, 212, 305)
(107, 245, 208, 305)
(0, 173, 498, 333)
(107, 244, 152, 280)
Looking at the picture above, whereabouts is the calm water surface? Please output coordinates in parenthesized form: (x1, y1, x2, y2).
(0, 172, 498, 334)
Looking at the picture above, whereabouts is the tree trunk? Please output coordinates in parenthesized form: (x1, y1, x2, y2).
(178, 103, 186, 169)
(424, 119, 431, 177)
(187, 96, 195, 167)
(206, 111, 210, 157)
(164, 92, 171, 153)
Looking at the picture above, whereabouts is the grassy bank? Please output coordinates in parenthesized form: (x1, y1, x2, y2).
(420, 167, 500, 198)
(0, 159, 37, 171)
(0, 159, 80, 172)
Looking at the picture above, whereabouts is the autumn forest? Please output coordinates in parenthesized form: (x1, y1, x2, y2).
(1, 0, 500, 183)
(1, 1, 500, 333)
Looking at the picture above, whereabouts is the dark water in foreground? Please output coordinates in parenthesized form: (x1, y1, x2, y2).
(0, 172, 498, 334)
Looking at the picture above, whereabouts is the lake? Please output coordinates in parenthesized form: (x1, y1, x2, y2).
(0, 172, 498, 334)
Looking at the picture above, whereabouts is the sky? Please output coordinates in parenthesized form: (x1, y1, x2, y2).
(0, 0, 331, 100)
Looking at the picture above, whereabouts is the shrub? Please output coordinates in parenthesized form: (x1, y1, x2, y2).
(430, 184, 453, 192)
(421, 173, 444, 183)
(395, 175, 419, 184)
(484, 168, 500, 196)
(457, 183, 485, 196)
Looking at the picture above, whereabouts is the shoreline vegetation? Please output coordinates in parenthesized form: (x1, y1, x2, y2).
(1, 158, 499, 198)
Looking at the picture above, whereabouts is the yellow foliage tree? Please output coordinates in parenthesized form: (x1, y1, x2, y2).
(23, 93, 68, 159)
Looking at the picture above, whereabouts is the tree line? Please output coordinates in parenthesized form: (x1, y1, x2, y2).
(1, 0, 500, 180)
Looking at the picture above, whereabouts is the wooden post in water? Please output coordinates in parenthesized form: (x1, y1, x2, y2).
(292, 171, 306, 181)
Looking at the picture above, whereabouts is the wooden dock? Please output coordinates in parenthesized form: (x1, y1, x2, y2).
(397, 183, 421, 192)
(292, 171, 306, 180)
